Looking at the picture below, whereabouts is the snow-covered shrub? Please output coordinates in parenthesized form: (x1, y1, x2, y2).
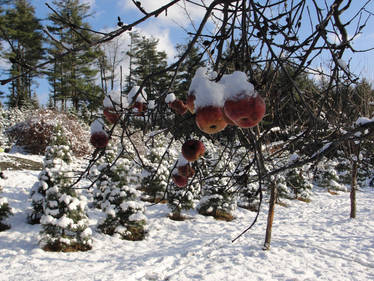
(313, 159, 347, 191)
(0, 107, 31, 149)
(88, 139, 146, 240)
(96, 156, 147, 240)
(0, 195, 12, 231)
(197, 138, 237, 221)
(285, 168, 313, 201)
(5, 109, 90, 157)
(238, 182, 261, 212)
(38, 145, 92, 252)
(168, 177, 200, 220)
(141, 132, 177, 202)
(28, 144, 73, 224)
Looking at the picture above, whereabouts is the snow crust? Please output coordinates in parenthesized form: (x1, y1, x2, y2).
(1, 163, 374, 281)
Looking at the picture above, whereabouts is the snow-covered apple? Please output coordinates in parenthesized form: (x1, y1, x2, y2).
(182, 140, 205, 162)
(103, 107, 120, 124)
(178, 164, 195, 178)
(90, 131, 109, 148)
(195, 106, 227, 134)
(133, 102, 146, 115)
(172, 174, 188, 187)
(169, 99, 188, 115)
(223, 94, 265, 128)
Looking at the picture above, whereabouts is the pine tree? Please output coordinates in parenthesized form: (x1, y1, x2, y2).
(38, 144, 92, 251)
(0, 0, 44, 109)
(0, 190, 12, 231)
(46, 0, 103, 112)
(167, 176, 199, 220)
(197, 138, 237, 221)
(141, 132, 177, 202)
(125, 31, 169, 99)
(28, 125, 73, 224)
(89, 141, 146, 240)
(173, 44, 205, 98)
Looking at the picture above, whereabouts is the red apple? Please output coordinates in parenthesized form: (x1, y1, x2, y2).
(172, 174, 188, 187)
(103, 107, 120, 124)
(90, 131, 109, 148)
(186, 93, 196, 113)
(182, 140, 205, 162)
(169, 99, 188, 115)
(195, 106, 227, 134)
(222, 110, 236, 126)
(223, 94, 265, 128)
(178, 164, 195, 178)
(133, 102, 146, 116)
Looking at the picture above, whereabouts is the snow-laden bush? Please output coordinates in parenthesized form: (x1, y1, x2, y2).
(141, 132, 178, 201)
(28, 144, 73, 224)
(38, 145, 92, 252)
(285, 167, 313, 201)
(314, 159, 347, 192)
(197, 138, 237, 221)
(0, 196, 12, 231)
(95, 152, 146, 240)
(168, 177, 200, 220)
(5, 109, 90, 156)
(0, 107, 31, 149)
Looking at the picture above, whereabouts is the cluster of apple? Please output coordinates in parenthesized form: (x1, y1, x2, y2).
(172, 140, 205, 187)
(167, 68, 266, 135)
(91, 88, 149, 149)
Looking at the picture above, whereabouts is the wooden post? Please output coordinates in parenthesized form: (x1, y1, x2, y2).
(263, 180, 277, 250)
(350, 161, 357, 219)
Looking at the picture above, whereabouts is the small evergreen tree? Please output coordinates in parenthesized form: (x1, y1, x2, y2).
(141, 132, 177, 202)
(1, 0, 44, 109)
(285, 167, 313, 201)
(197, 138, 237, 221)
(0, 191, 12, 231)
(28, 124, 72, 224)
(96, 152, 146, 240)
(38, 145, 92, 251)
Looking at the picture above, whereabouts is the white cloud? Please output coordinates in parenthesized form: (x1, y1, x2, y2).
(119, 0, 212, 28)
(81, 0, 95, 8)
(139, 25, 176, 60)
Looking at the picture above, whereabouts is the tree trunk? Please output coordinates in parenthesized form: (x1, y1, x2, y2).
(350, 161, 357, 219)
(263, 181, 277, 250)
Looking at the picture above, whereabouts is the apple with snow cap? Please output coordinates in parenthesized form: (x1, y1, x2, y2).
(189, 67, 228, 134)
(195, 106, 227, 134)
(103, 90, 122, 123)
(90, 119, 109, 148)
(224, 94, 265, 128)
(128, 86, 147, 115)
(172, 174, 188, 187)
(221, 71, 266, 128)
(103, 108, 120, 124)
(182, 140, 205, 162)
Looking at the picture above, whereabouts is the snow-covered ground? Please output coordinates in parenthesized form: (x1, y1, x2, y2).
(1, 165, 374, 281)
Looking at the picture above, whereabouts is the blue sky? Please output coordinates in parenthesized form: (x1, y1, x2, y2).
(1, 0, 374, 106)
